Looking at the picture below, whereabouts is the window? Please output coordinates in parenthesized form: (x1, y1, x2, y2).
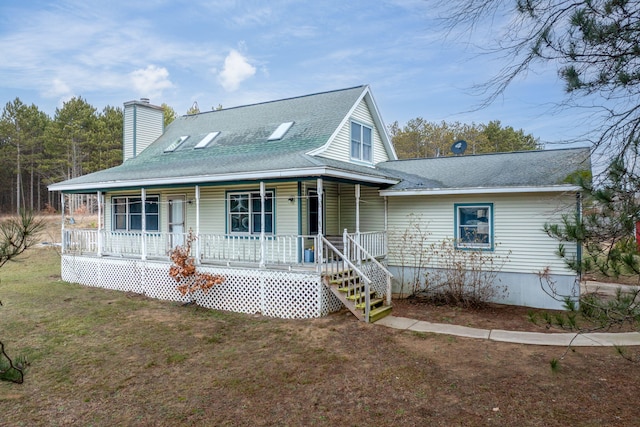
(194, 132, 220, 149)
(350, 121, 373, 162)
(164, 136, 189, 152)
(455, 203, 493, 249)
(228, 191, 274, 234)
(112, 196, 159, 231)
(268, 122, 294, 141)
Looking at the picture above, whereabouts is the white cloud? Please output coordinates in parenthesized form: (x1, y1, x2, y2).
(44, 78, 72, 98)
(129, 65, 174, 99)
(217, 50, 256, 92)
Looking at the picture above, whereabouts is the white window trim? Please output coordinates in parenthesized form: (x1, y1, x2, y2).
(227, 190, 275, 235)
(112, 195, 160, 232)
(350, 121, 373, 163)
(454, 203, 493, 250)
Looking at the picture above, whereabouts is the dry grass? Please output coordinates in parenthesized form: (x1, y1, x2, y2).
(1, 248, 640, 426)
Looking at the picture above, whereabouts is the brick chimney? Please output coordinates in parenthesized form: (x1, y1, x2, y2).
(123, 98, 164, 162)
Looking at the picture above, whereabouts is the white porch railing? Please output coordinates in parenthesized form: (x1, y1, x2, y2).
(63, 229, 324, 266)
(344, 231, 393, 306)
(345, 231, 387, 259)
(320, 236, 373, 322)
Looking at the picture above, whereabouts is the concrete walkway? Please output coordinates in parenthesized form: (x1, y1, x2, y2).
(377, 281, 640, 346)
(376, 315, 640, 347)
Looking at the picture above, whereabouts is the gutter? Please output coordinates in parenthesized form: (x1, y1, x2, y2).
(48, 166, 399, 192)
(379, 185, 581, 196)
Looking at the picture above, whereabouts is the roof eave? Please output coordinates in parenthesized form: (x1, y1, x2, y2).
(380, 184, 582, 196)
(49, 166, 399, 192)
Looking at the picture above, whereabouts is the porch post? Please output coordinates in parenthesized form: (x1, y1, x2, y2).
(195, 185, 201, 265)
(355, 183, 361, 264)
(384, 195, 391, 306)
(317, 178, 323, 267)
(60, 192, 65, 255)
(384, 195, 388, 254)
(141, 188, 147, 260)
(259, 181, 266, 268)
(97, 191, 103, 257)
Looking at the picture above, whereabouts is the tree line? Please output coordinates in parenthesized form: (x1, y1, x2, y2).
(388, 118, 541, 159)
(0, 96, 540, 214)
(0, 98, 179, 215)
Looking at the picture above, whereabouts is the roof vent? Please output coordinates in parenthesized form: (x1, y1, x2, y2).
(268, 122, 294, 141)
(194, 132, 220, 149)
(164, 136, 189, 152)
(140, 98, 150, 104)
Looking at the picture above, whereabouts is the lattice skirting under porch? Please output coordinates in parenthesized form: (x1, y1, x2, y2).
(61, 255, 343, 319)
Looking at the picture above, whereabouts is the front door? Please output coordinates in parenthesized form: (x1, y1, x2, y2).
(308, 189, 324, 235)
(169, 196, 185, 247)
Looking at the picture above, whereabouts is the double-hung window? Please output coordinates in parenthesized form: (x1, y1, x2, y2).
(350, 121, 373, 162)
(113, 196, 159, 231)
(228, 191, 273, 234)
(454, 203, 493, 249)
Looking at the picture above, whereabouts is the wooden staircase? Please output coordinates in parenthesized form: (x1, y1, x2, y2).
(325, 269, 392, 323)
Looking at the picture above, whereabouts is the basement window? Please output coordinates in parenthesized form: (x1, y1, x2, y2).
(268, 122, 294, 141)
(164, 136, 189, 152)
(194, 131, 220, 149)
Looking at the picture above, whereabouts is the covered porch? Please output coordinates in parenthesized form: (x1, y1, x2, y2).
(60, 177, 393, 322)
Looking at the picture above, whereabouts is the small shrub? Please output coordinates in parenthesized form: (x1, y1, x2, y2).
(169, 230, 224, 298)
(423, 239, 510, 308)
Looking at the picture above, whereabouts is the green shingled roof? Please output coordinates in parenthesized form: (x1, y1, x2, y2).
(51, 85, 390, 191)
(377, 147, 591, 192)
(49, 84, 592, 195)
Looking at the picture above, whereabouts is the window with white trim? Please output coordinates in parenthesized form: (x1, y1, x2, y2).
(228, 191, 274, 234)
(112, 196, 159, 231)
(350, 121, 372, 162)
(455, 203, 493, 249)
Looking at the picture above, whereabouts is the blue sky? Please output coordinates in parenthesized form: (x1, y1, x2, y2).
(0, 0, 587, 146)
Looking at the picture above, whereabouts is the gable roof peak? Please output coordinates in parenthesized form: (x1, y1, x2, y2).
(181, 85, 368, 118)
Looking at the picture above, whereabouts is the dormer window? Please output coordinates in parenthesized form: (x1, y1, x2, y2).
(164, 136, 189, 152)
(268, 122, 294, 141)
(350, 121, 372, 162)
(194, 132, 220, 149)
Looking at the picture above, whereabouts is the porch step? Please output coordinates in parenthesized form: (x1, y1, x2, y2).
(325, 271, 391, 323)
(346, 290, 376, 301)
(369, 305, 393, 323)
(355, 298, 383, 310)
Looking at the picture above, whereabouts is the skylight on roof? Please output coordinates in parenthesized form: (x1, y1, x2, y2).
(194, 132, 220, 149)
(164, 136, 189, 152)
(268, 122, 294, 141)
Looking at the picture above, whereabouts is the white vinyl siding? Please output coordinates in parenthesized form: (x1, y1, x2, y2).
(123, 103, 164, 161)
(338, 185, 384, 233)
(318, 99, 390, 164)
(104, 183, 300, 236)
(386, 193, 577, 275)
(359, 186, 385, 231)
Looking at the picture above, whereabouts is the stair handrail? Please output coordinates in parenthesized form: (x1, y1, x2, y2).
(320, 235, 372, 322)
(344, 231, 394, 306)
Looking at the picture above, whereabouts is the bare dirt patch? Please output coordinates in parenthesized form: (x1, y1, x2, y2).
(392, 295, 639, 333)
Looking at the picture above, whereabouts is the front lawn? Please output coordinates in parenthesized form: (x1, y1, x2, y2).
(1, 248, 639, 426)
